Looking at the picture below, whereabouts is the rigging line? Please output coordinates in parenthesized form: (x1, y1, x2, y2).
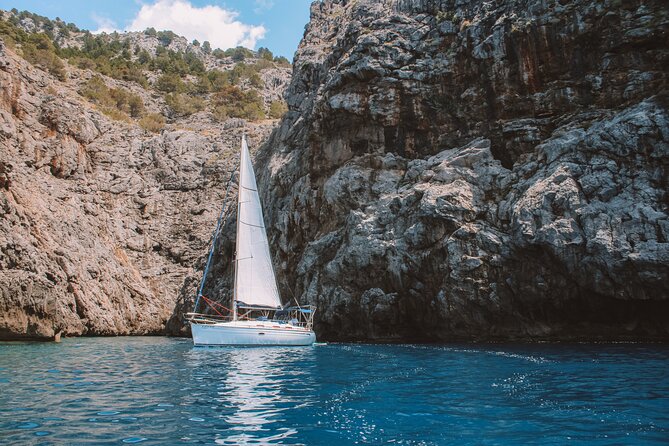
(282, 279, 300, 309)
(193, 169, 236, 314)
(201, 295, 226, 317)
(200, 295, 233, 316)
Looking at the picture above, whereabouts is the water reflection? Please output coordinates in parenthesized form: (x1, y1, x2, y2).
(185, 347, 315, 445)
(2, 339, 667, 445)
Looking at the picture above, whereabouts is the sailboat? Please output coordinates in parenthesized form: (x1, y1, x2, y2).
(186, 136, 316, 346)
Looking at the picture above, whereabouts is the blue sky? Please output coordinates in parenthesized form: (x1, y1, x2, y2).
(0, 0, 314, 58)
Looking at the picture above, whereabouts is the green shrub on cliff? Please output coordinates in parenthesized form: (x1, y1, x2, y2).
(165, 93, 205, 116)
(127, 95, 145, 118)
(0, 17, 28, 46)
(149, 47, 204, 77)
(139, 113, 165, 133)
(192, 75, 213, 95)
(155, 72, 185, 93)
(228, 62, 264, 88)
(156, 30, 177, 47)
(21, 33, 67, 80)
(191, 70, 233, 94)
(137, 49, 151, 65)
(69, 56, 96, 70)
(273, 56, 291, 67)
(184, 51, 205, 74)
(252, 58, 274, 71)
(268, 100, 288, 119)
(80, 75, 145, 119)
(257, 47, 273, 61)
(207, 70, 231, 92)
(212, 86, 265, 121)
(224, 46, 253, 62)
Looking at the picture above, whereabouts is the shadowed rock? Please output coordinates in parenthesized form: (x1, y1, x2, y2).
(233, 0, 669, 341)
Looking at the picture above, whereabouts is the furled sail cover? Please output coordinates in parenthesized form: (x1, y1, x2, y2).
(235, 137, 282, 309)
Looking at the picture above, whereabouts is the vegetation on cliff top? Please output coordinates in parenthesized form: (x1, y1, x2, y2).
(0, 9, 290, 129)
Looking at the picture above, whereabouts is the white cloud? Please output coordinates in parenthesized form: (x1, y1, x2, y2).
(94, 0, 266, 49)
(254, 0, 275, 14)
(91, 13, 118, 34)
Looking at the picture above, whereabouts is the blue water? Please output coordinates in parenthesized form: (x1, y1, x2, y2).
(0, 338, 667, 445)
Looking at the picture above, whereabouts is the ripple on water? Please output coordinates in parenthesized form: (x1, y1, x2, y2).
(0, 338, 667, 445)
(122, 437, 147, 443)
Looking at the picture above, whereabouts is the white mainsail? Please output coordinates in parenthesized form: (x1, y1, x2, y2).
(234, 137, 282, 309)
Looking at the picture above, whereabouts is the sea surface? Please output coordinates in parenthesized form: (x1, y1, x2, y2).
(0, 338, 667, 445)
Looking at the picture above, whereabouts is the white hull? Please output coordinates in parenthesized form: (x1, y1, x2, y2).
(191, 320, 316, 346)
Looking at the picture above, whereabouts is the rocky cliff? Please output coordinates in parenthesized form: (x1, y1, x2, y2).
(243, 0, 669, 341)
(0, 24, 284, 339)
(3, 1, 668, 342)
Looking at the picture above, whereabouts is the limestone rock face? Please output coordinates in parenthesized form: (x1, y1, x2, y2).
(247, 0, 668, 341)
(0, 39, 277, 339)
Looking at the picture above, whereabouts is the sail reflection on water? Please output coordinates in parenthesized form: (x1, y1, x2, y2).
(213, 347, 316, 445)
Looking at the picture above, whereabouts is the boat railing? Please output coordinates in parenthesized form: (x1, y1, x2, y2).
(276, 305, 316, 331)
(186, 307, 315, 330)
(185, 312, 232, 324)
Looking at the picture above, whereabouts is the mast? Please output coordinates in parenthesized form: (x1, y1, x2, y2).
(232, 135, 245, 322)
